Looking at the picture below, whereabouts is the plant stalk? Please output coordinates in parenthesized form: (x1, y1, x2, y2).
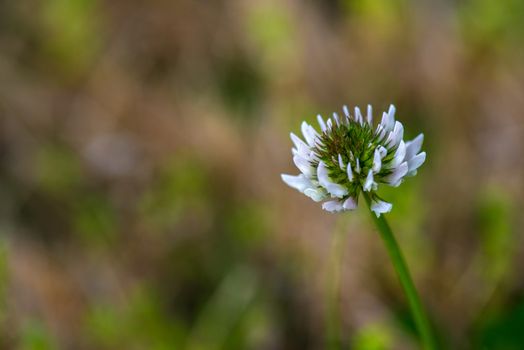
(363, 192, 437, 350)
(326, 216, 349, 350)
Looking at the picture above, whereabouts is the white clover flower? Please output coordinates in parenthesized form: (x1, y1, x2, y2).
(281, 104, 426, 216)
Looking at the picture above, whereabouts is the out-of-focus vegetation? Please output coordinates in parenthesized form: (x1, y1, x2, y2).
(1, 0, 524, 349)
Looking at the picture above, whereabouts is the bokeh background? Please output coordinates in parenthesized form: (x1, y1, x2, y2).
(1, 0, 524, 349)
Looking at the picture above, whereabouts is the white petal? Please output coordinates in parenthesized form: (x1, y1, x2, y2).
(354, 107, 363, 125)
(317, 114, 327, 132)
(343, 105, 350, 118)
(301, 122, 317, 147)
(380, 111, 394, 132)
(367, 104, 373, 126)
(346, 162, 354, 182)
(355, 159, 361, 173)
(383, 162, 408, 187)
(407, 152, 426, 175)
(389, 141, 406, 168)
(290, 132, 308, 151)
(342, 197, 358, 210)
(338, 154, 345, 170)
(304, 188, 327, 202)
(405, 134, 424, 161)
(322, 200, 344, 213)
(293, 155, 313, 176)
(378, 145, 388, 158)
(308, 150, 319, 161)
(372, 148, 382, 173)
(387, 104, 396, 121)
(317, 161, 348, 198)
(281, 174, 312, 192)
(387, 121, 404, 147)
(333, 112, 340, 126)
(371, 199, 393, 217)
(292, 146, 309, 161)
(326, 118, 333, 130)
(375, 124, 387, 141)
(363, 169, 376, 192)
(310, 131, 321, 148)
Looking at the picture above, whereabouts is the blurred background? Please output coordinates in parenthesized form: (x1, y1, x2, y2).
(1, 0, 524, 349)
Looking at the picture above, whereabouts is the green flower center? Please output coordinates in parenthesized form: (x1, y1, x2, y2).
(311, 120, 397, 198)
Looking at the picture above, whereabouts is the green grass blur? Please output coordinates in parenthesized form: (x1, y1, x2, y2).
(1, 0, 524, 349)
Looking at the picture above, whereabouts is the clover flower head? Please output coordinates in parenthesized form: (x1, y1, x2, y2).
(281, 104, 426, 216)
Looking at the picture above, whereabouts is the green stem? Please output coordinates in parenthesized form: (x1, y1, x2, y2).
(363, 192, 437, 350)
(326, 216, 349, 350)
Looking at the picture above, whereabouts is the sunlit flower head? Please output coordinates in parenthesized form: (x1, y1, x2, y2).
(281, 104, 426, 216)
